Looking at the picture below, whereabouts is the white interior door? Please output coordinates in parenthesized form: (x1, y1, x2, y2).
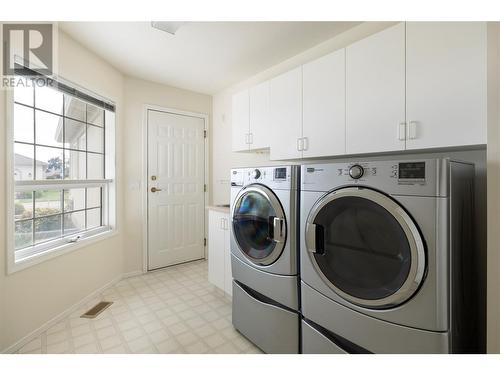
(148, 110, 205, 270)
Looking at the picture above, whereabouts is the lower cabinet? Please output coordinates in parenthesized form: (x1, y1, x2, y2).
(208, 209, 232, 296)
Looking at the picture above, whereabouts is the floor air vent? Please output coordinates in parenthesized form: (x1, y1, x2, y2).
(81, 301, 113, 319)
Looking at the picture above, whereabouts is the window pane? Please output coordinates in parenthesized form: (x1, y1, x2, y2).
(64, 95, 86, 122)
(64, 149, 86, 179)
(87, 208, 101, 229)
(15, 191, 33, 220)
(63, 211, 85, 235)
(14, 104, 34, 143)
(35, 146, 64, 180)
(87, 153, 103, 179)
(87, 125, 103, 153)
(14, 143, 34, 181)
(64, 188, 85, 212)
(15, 220, 33, 249)
(14, 83, 34, 106)
(87, 104, 104, 127)
(35, 189, 62, 217)
(86, 187, 101, 208)
(34, 215, 62, 244)
(64, 118, 86, 151)
(35, 110, 63, 148)
(35, 85, 63, 115)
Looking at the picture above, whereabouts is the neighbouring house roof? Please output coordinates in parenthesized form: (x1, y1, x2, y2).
(14, 153, 47, 167)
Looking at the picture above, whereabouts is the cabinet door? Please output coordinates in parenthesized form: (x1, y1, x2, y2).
(269, 67, 303, 160)
(346, 23, 406, 154)
(249, 81, 270, 150)
(208, 211, 225, 291)
(303, 49, 346, 158)
(232, 89, 250, 152)
(406, 22, 487, 149)
(223, 221, 232, 296)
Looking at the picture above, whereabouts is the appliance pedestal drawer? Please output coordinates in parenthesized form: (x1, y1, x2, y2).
(232, 280, 299, 354)
(302, 320, 347, 354)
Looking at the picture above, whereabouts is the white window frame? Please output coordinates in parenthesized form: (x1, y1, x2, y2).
(5, 78, 117, 274)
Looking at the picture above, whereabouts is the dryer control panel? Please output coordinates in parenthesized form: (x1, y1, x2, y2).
(302, 159, 449, 197)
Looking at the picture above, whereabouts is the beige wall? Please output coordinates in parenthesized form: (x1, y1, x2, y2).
(0, 30, 125, 351)
(487, 22, 500, 353)
(122, 77, 212, 274)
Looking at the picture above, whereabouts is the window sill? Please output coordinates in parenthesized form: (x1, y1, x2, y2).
(7, 228, 119, 275)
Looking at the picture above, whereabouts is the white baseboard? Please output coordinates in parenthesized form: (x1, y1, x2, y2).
(2, 270, 144, 354)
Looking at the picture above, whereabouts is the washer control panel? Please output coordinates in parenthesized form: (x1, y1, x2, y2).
(231, 166, 298, 190)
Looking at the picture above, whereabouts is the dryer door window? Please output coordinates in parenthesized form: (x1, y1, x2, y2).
(232, 185, 286, 266)
(305, 187, 426, 309)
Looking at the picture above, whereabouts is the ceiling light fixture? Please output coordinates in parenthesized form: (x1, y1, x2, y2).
(151, 21, 187, 35)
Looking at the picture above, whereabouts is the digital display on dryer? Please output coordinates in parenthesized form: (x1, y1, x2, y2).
(398, 162, 425, 180)
(274, 168, 287, 180)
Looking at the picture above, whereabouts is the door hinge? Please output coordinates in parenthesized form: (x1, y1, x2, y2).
(204, 130, 207, 138)
(204, 238, 207, 246)
(204, 184, 207, 192)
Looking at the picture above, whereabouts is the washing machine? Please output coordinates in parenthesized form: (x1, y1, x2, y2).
(300, 158, 480, 354)
(230, 165, 300, 354)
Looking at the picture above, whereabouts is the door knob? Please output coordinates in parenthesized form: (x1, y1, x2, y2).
(151, 187, 162, 193)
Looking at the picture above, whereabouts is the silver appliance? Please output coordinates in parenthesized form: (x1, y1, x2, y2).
(300, 158, 479, 353)
(230, 166, 300, 354)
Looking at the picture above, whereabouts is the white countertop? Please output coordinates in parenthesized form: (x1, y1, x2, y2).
(206, 205, 230, 214)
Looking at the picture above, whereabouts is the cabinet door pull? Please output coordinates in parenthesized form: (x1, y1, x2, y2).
(408, 121, 417, 139)
(248, 133, 253, 144)
(398, 122, 406, 141)
(302, 137, 309, 151)
(297, 138, 304, 151)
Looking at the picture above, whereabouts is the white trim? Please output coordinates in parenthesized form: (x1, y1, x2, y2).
(15, 179, 112, 189)
(141, 104, 210, 273)
(9, 229, 119, 274)
(6, 89, 16, 276)
(2, 270, 123, 354)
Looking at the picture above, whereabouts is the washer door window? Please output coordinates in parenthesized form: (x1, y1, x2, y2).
(305, 187, 426, 309)
(232, 185, 286, 266)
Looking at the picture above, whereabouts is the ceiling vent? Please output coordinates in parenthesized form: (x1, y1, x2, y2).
(151, 22, 188, 35)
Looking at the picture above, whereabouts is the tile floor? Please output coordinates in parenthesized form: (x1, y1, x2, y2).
(17, 260, 262, 354)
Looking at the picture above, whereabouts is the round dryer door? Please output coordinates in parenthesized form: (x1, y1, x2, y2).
(305, 187, 426, 309)
(232, 185, 286, 266)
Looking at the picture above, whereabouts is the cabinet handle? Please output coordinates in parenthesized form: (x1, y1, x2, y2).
(302, 137, 309, 151)
(248, 133, 253, 144)
(220, 218, 225, 229)
(408, 121, 417, 139)
(398, 122, 406, 141)
(297, 138, 304, 151)
(224, 218, 228, 230)
(244, 133, 249, 144)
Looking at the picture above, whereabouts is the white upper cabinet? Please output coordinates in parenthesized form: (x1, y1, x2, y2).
(231, 89, 250, 152)
(303, 48, 346, 158)
(346, 23, 406, 154)
(269, 67, 303, 160)
(249, 81, 270, 150)
(405, 22, 487, 150)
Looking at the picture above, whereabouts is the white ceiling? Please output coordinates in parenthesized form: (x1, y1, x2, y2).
(60, 22, 360, 94)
